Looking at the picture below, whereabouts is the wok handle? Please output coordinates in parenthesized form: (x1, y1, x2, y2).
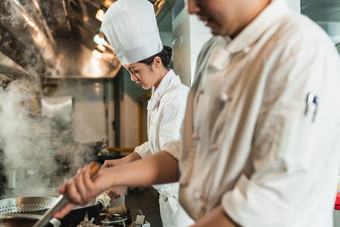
(33, 161, 102, 227)
(89, 161, 101, 180)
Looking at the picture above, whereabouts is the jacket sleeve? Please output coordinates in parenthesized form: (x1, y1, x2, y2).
(134, 141, 151, 159)
(163, 140, 181, 160)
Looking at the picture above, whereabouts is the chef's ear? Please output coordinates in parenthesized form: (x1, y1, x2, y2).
(152, 56, 162, 69)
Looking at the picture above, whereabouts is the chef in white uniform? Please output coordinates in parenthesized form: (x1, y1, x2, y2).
(100, 0, 193, 226)
(55, 0, 340, 226)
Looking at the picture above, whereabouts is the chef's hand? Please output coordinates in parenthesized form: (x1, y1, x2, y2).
(53, 164, 109, 219)
(106, 186, 127, 199)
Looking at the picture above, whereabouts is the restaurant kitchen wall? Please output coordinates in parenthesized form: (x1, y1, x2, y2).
(286, 0, 301, 12)
(43, 78, 112, 144)
(172, 0, 211, 87)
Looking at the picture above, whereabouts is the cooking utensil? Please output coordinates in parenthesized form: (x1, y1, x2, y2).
(0, 197, 58, 215)
(33, 162, 101, 227)
(99, 213, 127, 225)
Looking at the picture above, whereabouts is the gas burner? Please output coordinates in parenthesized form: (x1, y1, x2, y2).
(98, 213, 127, 226)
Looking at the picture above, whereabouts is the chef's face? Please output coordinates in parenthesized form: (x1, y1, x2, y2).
(124, 62, 157, 90)
(186, 0, 269, 37)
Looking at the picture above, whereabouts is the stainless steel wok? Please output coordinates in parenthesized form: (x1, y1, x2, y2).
(0, 197, 58, 215)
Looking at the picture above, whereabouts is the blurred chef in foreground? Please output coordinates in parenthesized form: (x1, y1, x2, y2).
(54, 0, 340, 226)
(99, 0, 192, 226)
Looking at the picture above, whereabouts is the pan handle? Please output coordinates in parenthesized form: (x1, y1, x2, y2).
(89, 161, 101, 180)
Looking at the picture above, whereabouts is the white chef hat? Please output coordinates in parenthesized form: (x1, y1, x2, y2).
(101, 0, 163, 65)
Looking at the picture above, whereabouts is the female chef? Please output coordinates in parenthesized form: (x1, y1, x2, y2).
(99, 0, 193, 226)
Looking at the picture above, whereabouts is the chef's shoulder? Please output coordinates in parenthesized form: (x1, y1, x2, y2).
(162, 80, 189, 104)
(267, 11, 337, 59)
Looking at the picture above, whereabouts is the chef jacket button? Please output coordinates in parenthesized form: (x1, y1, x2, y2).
(194, 191, 201, 200)
(200, 203, 207, 212)
(198, 88, 204, 94)
(180, 179, 188, 186)
(220, 92, 229, 102)
(192, 133, 200, 140)
(243, 46, 250, 54)
(210, 144, 218, 151)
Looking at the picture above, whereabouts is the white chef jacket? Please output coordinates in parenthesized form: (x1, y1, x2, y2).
(163, 0, 340, 226)
(135, 69, 193, 227)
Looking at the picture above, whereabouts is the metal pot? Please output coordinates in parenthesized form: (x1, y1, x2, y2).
(6, 169, 27, 189)
(0, 214, 58, 227)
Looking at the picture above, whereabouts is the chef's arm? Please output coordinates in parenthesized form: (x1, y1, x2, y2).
(108, 151, 179, 186)
(193, 205, 238, 227)
(53, 151, 178, 219)
(102, 151, 142, 168)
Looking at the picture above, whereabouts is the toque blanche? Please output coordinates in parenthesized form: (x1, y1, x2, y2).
(101, 0, 163, 65)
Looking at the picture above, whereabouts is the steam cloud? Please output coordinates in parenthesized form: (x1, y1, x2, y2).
(0, 80, 94, 198)
(0, 0, 102, 198)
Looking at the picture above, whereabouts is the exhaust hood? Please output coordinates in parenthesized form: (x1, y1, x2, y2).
(0, 0, 175, 81)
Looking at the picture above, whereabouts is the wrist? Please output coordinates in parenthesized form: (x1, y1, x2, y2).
(123, 152, 141, 163)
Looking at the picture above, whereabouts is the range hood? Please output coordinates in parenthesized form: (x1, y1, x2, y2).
(0, 0, 176, 83)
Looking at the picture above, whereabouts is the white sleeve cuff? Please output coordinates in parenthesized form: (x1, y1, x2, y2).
(134, 141, 151, 159)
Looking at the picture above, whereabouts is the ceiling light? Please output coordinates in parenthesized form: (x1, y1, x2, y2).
(92, 49, 102, 58)
(92, 45, 105, 59)
(93, 32, 108, 46)
(103, 0, 114, 8)
(95, 0, 115, 22)
(95, 7, 106, 22)
(96, 44, 106, 52)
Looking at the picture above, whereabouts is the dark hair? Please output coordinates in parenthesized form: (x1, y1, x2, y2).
(138, 45, 172, 67)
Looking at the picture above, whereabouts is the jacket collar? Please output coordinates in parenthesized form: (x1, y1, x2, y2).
(225, 0, 290, 54)
(147, 69, 177, 111)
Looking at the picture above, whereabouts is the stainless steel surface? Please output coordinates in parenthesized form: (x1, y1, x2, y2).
(99, 213, 127, 225)
(0, 197, 58, 214)
(0, 0, 174, 81)
(33, 194, 68, 227)
(41, 96, 73, 131)
(6, 169, 26, 189)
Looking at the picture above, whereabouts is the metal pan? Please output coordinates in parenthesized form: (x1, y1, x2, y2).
(0, 214, 56, 227)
